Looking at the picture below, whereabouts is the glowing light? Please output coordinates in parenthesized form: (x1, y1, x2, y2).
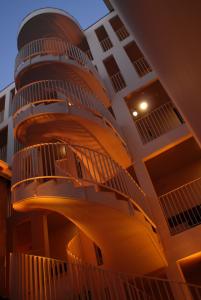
(139, 101, 148, 111)
(132, 111, 138, 117)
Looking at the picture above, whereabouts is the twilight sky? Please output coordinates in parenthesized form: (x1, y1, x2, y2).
(0, 0, 108, 90)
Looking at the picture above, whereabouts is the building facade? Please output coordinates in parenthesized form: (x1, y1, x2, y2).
(0, 4, 201, 299)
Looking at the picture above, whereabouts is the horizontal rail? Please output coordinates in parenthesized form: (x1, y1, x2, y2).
(10, 252, 201, 300)
(11, 142, 145, 212)
(115, 26, 129, 41)
(15, 37, 97, 75)
(110, 71, 126, 92)
(159, 177, 201, 235)
(135, 101, 184, 144)
(133, 56, 152, 77)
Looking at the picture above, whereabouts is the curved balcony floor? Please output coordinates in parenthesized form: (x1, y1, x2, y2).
(12, 178, 167, 275)
(14, 103, 131, 168)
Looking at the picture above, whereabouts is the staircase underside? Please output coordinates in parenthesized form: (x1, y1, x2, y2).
(12, 179, 167, 275)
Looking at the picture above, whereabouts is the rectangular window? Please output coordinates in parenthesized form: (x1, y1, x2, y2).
(0, 95, 5, 123)
(124, 41, 152, 77)
(109, 15, 129, 41)
(0, 126, 8, 161)
(95, 26, 113, 52)
(94, 243, 103, 266)
(103, 55, 126, 92)
(9, 88, 15, 116)
(79, 38, 93, 61)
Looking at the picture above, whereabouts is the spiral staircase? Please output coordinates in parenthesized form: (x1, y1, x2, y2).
(11, 8, 167, 276)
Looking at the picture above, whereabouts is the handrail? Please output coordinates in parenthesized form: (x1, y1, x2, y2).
(159, 176, 201, 235)
(135, 101, 184, 144)
(11, 142, 146, 215)
(10, 252, 201, 300)
(12, 79, 118, 131)
(15, 37, 97, 75)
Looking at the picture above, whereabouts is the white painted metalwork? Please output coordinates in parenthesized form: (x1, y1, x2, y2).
(11, 142, 145, 210)
(134, 101, 184, 144)
(110, 71, 126, 92)
(159, 177, 201, 235)
(12, 80, 118, 131)
(15, 37, 96, 75)
(10, 252, 201, 300)
(133, 56, 152, 77)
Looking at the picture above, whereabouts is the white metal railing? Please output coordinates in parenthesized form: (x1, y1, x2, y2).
(11, 142, 145, 212)
(133, 56, 152, 77)
(135, 101, 184, 144)
(110, 71, 126, 92)
(9, 252, 201, 300)
(15, 37, 97, 76)
(100, 36, 113, 52)
(115, 26, 129, 41)
(0, 145, 7, 162)
(12, 80, 118, 131)
(159, 177, 201, 235)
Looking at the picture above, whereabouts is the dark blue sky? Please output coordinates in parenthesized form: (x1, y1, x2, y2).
(0, 0, 108, 90)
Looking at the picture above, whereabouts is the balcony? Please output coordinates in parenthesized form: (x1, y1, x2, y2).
(100, 36, 113, 52)
(133, 56, 152, 77)
(159, 177, 201, 235)
(12, 80, 118, 132)
(110, 71, 126, 92)
(15, 37, 97, 77)
(134, 101, 184, 144)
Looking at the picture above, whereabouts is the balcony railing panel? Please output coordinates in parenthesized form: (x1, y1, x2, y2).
(10, 252, 201, 300)
(100, 37, 113, 52)
(11, 142, 145, 213)
(135, 101, 184, 144)
(12, 80, 118, 130)
(159, 177, 201, 235)
(15, 37, 97, 76)
(133, 56, 152, 77)
(110, 71, 126, 92)
(115, 26, 129, 41)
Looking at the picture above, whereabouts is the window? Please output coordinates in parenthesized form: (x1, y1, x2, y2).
(79, 38, 93, 61)
(9, 88, 15, 116)
(0, 95, 5, 123)
(0, 126, 8, 161)
(94, 243, 103, 266)
(109, 15, 129, 41)
(124, 41, 152, 77)
(95, 26, 113, 52)
(103, 55, 126, 92)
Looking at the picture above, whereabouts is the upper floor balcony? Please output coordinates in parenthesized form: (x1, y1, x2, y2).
(126, 80, 185, 146)
(15, 37, 110, 106)
(159, 177, 201, 235)
(12, 80, 118, 134)
(15, 37, 97, 78)
(134, 101, 184, 144)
